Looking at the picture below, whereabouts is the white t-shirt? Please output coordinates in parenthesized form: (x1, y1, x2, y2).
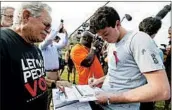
(101, 31, 164, 110)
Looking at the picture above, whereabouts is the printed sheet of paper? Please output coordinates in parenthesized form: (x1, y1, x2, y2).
(52, 88, 92, 110)
(52, 85, 104, 103)
(73, 85, 97, 102)
(55, 102, 92, 110)
(75, 85, 95, 96)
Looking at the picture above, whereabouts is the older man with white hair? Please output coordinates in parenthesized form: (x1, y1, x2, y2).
(1, 2, 52, 110)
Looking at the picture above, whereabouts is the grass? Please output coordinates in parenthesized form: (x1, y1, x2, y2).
(155, 101, 171, 110)
(60, 66, 79, 84)
(60, 66, 171, 110)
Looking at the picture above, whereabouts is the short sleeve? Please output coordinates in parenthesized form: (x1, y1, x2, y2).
(70, 45, 88, 66)
(130, 32, 164, 73)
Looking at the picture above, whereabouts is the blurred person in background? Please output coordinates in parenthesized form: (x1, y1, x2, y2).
(139, 17, 164, 62)
(65, 44, 76, 84)
(70, 31, 104, 85)
(1, 6, 14, 27)
(39, 23, 71, 110)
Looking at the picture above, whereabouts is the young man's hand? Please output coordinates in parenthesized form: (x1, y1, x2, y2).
(95, 92, 113, 105)
(88, 78, 100, 87)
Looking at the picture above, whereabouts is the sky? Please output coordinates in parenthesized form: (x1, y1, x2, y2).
(1, 1, 171, 47)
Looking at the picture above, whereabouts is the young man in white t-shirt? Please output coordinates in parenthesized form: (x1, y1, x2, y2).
(89, 6, 170, 110)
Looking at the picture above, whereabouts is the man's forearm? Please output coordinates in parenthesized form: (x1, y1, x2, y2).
(39, 30, 58, 49)
(97, 76, 106, 84)
(109, 84, 159, 103)
(109, 79, 170, 103)
(85, 48, 96, 64)
(81, 48, 96, 67)
(55, 32, 68, 49)
(109, 84, 152, 103)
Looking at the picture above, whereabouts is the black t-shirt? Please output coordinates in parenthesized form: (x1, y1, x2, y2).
(0, 28, 48, 110)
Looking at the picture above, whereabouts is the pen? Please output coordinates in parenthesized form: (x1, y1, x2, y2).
(91, 73, 95, 88)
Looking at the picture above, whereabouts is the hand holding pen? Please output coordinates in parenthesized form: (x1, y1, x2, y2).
(88, 77, 99, 88)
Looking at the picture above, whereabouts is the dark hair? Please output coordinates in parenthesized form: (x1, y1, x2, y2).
(139, 17, 162, 36)
(80, 31, 94, 47)
(89, 6, 120, 34)
(82, 31, 94, 39)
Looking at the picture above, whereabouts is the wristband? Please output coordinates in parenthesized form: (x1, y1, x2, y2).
(107, 96, 111, 105)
